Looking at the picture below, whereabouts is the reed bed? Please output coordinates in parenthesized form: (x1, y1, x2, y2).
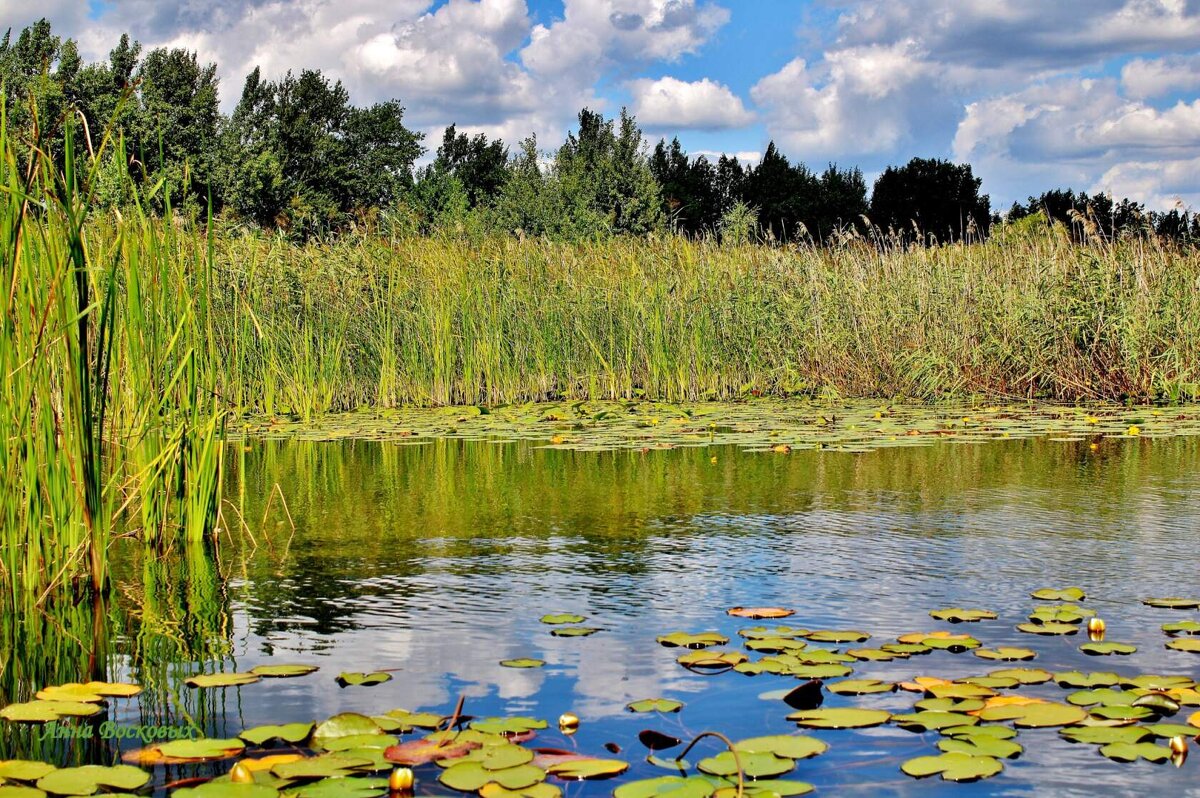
(196, 228, 1200, 414)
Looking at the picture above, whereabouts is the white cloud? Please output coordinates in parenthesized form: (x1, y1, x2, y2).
(692, 149, 760, 165)
(628, 76, 752, 130)
(1121, 54, 1200, 100)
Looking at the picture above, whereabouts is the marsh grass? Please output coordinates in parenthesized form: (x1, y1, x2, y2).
(200, 227, 1200, 414)
(0, 108, 226, 599)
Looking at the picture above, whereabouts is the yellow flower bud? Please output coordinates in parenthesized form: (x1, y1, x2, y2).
(389, 768, 414, 792)
(558, 712, 580, 733)
(229, 763, 254, 784)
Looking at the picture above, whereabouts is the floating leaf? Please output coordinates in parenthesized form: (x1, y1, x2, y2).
(1166, 639, 1200, 653)
(787, 709, 891, 729)
(250, 664, 319, 678)
(1066, 688, 1137, 707)
(1162, 621, 1200, 635)
(1122, 675, 1195, 691)
(186, 673, 261, 689)
(941, 725, 1016, 741)
(937, 737, 1022, 759)
(915, 698, 985, 713)
(894, 712, 978, 732)
(172, 783, 277, 798)
(294, 777, 388, 798)
(1059, 726, 1152, 745)
(977, 701, 1087, 727)
(1143, 598, 1200, 610)
(676, 651, 746, 669)
(322, 734, 399, 753)
(1090, 705, 1154, 722)
(440, 762, 545, 792)
(697, 752, 793, 779)
(384, 738, 481, 766)
(924, 682, 996, 701)
(480, 784, 561, 798)
(974, 647, 1036, 661)
(33, 685, 103, 703)
(1016, 622, 1077, 636)
(240, 722, 315, 746)
(0, 787, 46, 798)
(1031, 587, 1086, 602)
(0, 701, 101, 723)
(314, 715, 383, 741)
(0, 762, 56, 781)
(900, 752, 1002, 782)
(36, 766, 149, 796)
(1054, 671, 1120, 688)
(1144, 723, 1200, 738)
(124, 738, 245, 765)
(1080, 642, 1137, 656)
(545, 758, 628, 780)
(470, 718, 548, 735)
(626, 699, 683, 714)
(738, 626, 808, 640)
(272, 756, 374, 780)
(804, 630, 869, 644)
(656, 632, 728, 649)
(336, 673, 392, 687)
(550, 627, 599, 638)
(612, 776, 719, 798)
(727, 608, 794, 620)
(733, 735, 828, 760)
(500, 659, 545, 669)
(845, 647, 903, 661)
(715, 781, 814, 798)
(1098, 742, 1172, 762)
(380, 709, 443, 730)
(540, 615, 585, 625)
(988, 668, 1052, 685)
(929, 608, 997, 623)
(1132, 693, 1181, 714)
(827, 679, 894, 696)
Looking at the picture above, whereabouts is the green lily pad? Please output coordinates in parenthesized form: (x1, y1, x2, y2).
(960, 676, 1018, 689)
(1016, 622, 1078, 636)
(1144, 598, 1200, 610)
(1060, 725, 1153, 745)
(922, 636, 981, 651)
(1090, 705, 1154, 721)
(1099, 742, 1173, 762)
(893, 712, 979, 732)
(612, 776, 719, 798)
(240, 722, 316, 745)
(804, 630, 869, 644)
(719, 780, 814, 797)
(827, 679, 894, 695)
(656, 632, 728, 649)
(251, 664, 319, 678)
(0, 701, 101, 723)
(988, 668, 1052, 685)
(469, 717, 548, 735)
(787, 709, 891, 729)
(550, 627, 599, 637)
(500, 659, 545, 669)
(882, 643, 932, 655)
(915, 698, 985, 713)
(733, 735, 828, 760)
(900, 752, 1002, 782)
(626, 699, 683, 714)
(676, 651, 746, 668)
(0, 787, 47, 798)
(977, 702, 1088, 727)
(788, 664, 853, 679)
(1122, 675, 1195, 691)
(0, 763, 57, 782)
(336, 673, 392, 687)
(172, 783, 278, 798)
(540, 615, 585, 625)
(1055, 671, 1120, 688)
(937, 736, 1023, 759)
(461, 745, 536, 771)
(294, 777, 388, 798)
(738, 626, 809, 640)
(1028, 604, 1094, 624)
(941, 725, 1017, 741)
(924, 682, 996, 700)
(1067, 689, 1137, 707)
(36, 766, 149, 796)
(322, 734, 399, 753)
(844, 647, 903, 661)
(1167, 639, 1200, 653)
(380, 710, 444, 730)
(314, 714, 384, 740)
(929, 608, 997, 623)
(440, 762, 545, 791)
(186, 673, 262, 689)
(745, 638, 808, 653)
(697, 752, 793, 779)
(974, 647, 1036, 661)
(544, 758, 628, 780)
(1144, 723, 1200, 738)
(1163, 621, 1200, 635)
(1132, 693, 1182, 713)
(272, 756, 374, 780)
(141, 738, 245, 763)
(1080, 642, 1137, 656)
(1031, 587, 1086, 602)
(480, 784, 561, 798)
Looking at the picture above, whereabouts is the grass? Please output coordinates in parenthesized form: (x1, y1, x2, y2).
(196, 225, 1200, 414)
(0, 110, 226, 600)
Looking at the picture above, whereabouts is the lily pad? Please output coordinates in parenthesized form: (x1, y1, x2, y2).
(540, 615, 586, 625)
(727, 607, 794, 619)
(314, 715, 384, 741)
(500, 659, 545, 669)
(1066, 689, 1137, 707)
(240, 722, 316, 746)
(1162, 621, 1200, 635)
(974, 647, 1036, 661)
(1031, 587, 1086, 601)
(804, 630, 870, 644)
(612, 776, 720, 798)
(733, 735, 828, 760)
(384, 738, 481, 766)
(676, 651, 746, 668)
(550, 627, 599, 637)
(977, 701, 1088, 727)
(0, 701, 101, 723)
(697, 752, 793, 779)
(272, 756, 374, 780)
(1016, 622, 1078, 636)
(36, 766, 149, 796)
(1080, 642, 1137, 656)
(250, 664, 319, 678)
(626, 699, 683, 714)
(1059, 725, 1153, 745)
(294, 777, 388, 798)
(929, 608, 997, 623)
(900, 752, 1002, 782)
(470, 717, 549, 735)
(186, 673, 262, 689)
(124, 738, 245, 765)
(1055, 671, 1120, 688)
(480, 785, 561, 798)
(937, 737, 1023, 759)
(656, 632, 728, 649)
(0, 788, 46, 798)
(827, 679, 894, 695)
(1143, 598, 1200, 610)
(172, 783, 278, 798)
(1098, 742, 1173, 762)
(440, 762, 545, 792)
(787, 709, 891, 729)
(1166, 638, 1200, 653)
(336, 673, 392, 687)
(988, 668, 1052, 685)
(545, 758, 628, 780)
(0, 763, 57, 782)
(1144, 723, 1200, 738)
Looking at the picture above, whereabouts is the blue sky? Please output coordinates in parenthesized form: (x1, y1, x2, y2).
(13, 0, 1200, 208)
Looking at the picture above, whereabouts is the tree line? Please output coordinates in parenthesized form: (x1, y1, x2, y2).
(3, 19, 1196, 244)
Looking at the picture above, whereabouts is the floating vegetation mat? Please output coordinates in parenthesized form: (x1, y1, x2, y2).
(6, 588, 1200, 795)
(235, 401, 1200, 453)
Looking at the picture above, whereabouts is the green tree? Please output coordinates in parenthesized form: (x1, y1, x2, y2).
(432, 124, 508, 209)
(869, 157, 991, 243)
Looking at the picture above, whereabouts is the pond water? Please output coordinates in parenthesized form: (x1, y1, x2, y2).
(6, 432, 1200, 797)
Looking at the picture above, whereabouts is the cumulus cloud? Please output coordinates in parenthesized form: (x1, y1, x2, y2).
(1122, 54, 1200, 100)
(628, 76, 752, 130)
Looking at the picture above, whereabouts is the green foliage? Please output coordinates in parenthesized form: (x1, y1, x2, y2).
(869, 157, 991, 243)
